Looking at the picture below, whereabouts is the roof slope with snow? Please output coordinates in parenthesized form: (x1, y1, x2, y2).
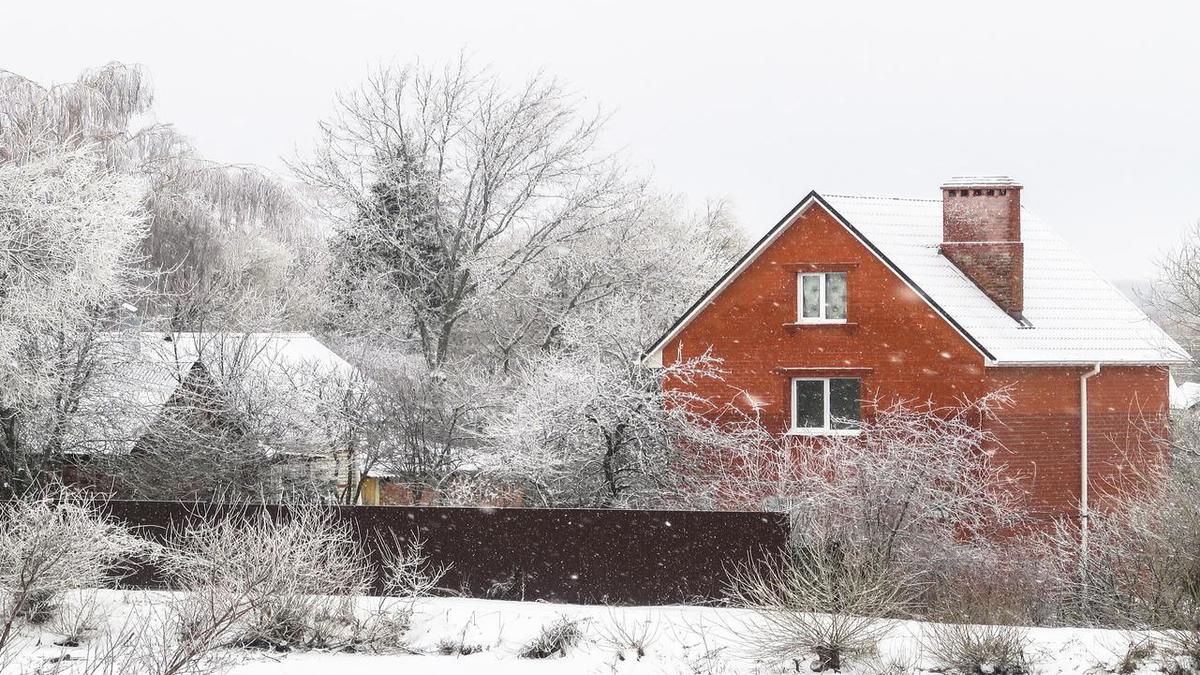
(68, 332, 358, 454)
(821, 194, 1188, 365)
(645, 191, 1189, 367)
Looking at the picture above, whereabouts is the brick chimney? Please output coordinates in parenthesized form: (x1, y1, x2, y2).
(939, 176, 1025, 319)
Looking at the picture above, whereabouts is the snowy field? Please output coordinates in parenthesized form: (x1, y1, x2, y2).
(5, 589, 1181, 675)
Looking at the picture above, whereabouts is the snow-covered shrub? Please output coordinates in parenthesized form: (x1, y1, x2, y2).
(160, 503, 370, 652)
(1162, 627, 1200, 673)
(518, 616, 586, 659)
(859, 649, 920, 675)
(0, 484, 145, 654)
(922, 540, 1053, 626)
(597, 612, 659, 661)
(724, 536, 918, 672)
(922, 622, 1032, 675)
(1108, 637, 1157, 675)
(1044, 450, 1200, 628)
(48, 590, 103, 647)
(473, 301, 780, 509)
(379, 533, 447, 599)
(342, 532, 448, 652)
(712, 392, 1033, 623)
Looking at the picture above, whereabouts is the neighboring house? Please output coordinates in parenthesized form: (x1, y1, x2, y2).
(64, 331, 361, 502)
(644, 177, 1190, 520)
(1170, 375, 1200, 411)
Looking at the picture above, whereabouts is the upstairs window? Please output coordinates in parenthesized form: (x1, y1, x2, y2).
(791, 377, 861, 434)
(798, 272, 847, 322)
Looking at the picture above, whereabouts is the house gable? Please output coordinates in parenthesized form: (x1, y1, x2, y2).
(645, 193, 992, 367)
(656, 195, 1006, 434)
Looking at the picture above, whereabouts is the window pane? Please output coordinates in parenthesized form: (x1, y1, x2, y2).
(793, 380, 825, 429)
(829, 378, 861, 430)
(825, 272, 847, 320)
(801, 275, 821, 318)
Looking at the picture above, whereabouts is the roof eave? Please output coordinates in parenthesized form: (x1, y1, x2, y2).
(986, 358, 1192, 367)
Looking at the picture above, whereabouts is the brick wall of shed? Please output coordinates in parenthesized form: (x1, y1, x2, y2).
(661, 203, 1170, 519)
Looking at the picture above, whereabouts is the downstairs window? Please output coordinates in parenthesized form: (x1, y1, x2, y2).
(791, 377, 861, 433)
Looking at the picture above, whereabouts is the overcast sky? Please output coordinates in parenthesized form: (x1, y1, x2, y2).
(4, 1, 1198, 282)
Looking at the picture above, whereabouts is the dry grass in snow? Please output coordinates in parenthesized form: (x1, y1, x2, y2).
(4, 589, 1197, 675)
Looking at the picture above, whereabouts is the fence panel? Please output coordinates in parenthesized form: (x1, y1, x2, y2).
(101, 501, 789, 606)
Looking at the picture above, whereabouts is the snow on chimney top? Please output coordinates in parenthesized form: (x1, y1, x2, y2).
(940, 176, 1022, 189)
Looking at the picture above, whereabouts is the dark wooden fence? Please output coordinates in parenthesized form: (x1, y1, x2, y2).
(101, 501, 789, 606)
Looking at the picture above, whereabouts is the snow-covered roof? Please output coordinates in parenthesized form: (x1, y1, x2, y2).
(645, 191, 1190, 367)
(1170, 375, 1200, 410)
(67, 332, 358, 453)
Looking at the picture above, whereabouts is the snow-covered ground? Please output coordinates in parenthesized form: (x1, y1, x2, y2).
(5, 590, 1180, 674)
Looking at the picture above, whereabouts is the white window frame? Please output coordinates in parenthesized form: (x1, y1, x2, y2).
(788, 377, 861, 436)
(796, 272, 847, 323)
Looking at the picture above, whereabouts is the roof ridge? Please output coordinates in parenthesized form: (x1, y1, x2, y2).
(821, 192, 941, 204)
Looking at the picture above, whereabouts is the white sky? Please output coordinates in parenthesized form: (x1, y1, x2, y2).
(4, 0, 1198, 282)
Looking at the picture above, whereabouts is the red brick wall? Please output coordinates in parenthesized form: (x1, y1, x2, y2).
(661, 202, 1169, 518)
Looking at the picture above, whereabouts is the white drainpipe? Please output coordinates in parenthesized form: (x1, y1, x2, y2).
(1079, 363, 1102, 557)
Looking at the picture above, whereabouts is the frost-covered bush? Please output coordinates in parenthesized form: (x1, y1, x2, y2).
(713, 392, 1036, 624)
(161, 503, 369, 652)
(350, 534, 447, 652)
(725, 537, 918, 672)
(922, 622, 1032, 675)
(518, 616, 585, 659)
(478, 319, 756, 508)
(922, 539, 1053, 627)
(48, 590, 103, 646)
(0, 485, 145, 655)
(1044, 451, 1200, 628)
(1109, 637, 1157, 675)
(597, 612, 659, 661)
(1162, 627, 1200, 673)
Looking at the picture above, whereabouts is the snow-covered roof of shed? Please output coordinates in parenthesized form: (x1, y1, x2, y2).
(644, 191, 1190, 367)
(821, 194, 1188, 365)
(66, 332, 358, 454)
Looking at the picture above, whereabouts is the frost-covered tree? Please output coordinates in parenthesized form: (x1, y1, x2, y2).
(476, 196, 744, 371)
(0, 151, 145, 496)
(309, 366, 476, 505)
(699, 392, 1026, 549)
(473, 304, 764, 507)
(297, 58, 644, 369)
(0, 63, 322, 331)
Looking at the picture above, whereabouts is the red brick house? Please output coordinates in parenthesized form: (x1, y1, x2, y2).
(644, 177, 1189, 520)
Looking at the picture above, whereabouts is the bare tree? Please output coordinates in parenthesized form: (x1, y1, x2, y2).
(0, 63, 327, 496)
(474, 304, 768, 507)
(1148, 221, 1200, 377)
(475, 196, 745, 371)
(0, 63, 323, 332)
(0, 151, 146, 495)
(296, 58, 641, 370)
(309, 365, 476, 505)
